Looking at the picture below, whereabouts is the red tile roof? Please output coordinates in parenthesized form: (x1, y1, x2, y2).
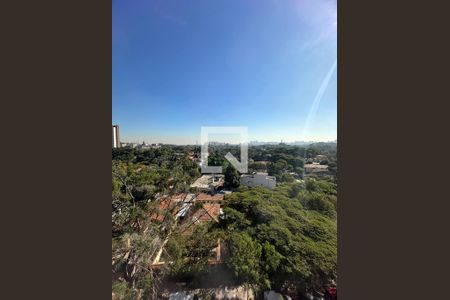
(192, 204, 220, 222)
(150, 193, 186, 221)
(196, 193, 224, 202)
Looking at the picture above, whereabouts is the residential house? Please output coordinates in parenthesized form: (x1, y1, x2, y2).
(195, 193, 224, 204)
(190, 174, 224, 192)
(304, 163, 329, 174)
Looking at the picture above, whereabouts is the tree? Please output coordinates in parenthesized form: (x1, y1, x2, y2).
(289, 183, 303, 198)
(281, 173, 295, 183)
(248, 162, 266, 173)
(208, 150, 225, 166)
(165, 224, 220, 282)
(305, 179, 319, 192)
(301, 192, 336, 218)
(328, 162, 337, 174)
(224, 164, 240, 188)
(261, 241, 283, 276)
(295, 167, 304, 178)
(227, 232, 262, 284)
(221, 182, 337, 293)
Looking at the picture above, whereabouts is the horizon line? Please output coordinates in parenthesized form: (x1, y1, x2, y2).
(119, 139, 337, 146)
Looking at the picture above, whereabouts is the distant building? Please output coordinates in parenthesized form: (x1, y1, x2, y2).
(240, 172, 276, 189)
(136, 142, 162, 150)
(112, 125, 120, 148)
(304, 163, 329, 174)
(190, 175, 224, 192)
(121, 142, 138, 148)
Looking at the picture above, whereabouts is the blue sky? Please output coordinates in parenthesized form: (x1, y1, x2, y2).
(113, 0, 337, 144)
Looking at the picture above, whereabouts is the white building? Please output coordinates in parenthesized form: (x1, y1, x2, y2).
(240, 172, 276, 189)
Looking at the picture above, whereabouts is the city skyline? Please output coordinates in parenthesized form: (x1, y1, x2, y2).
(113, 0, 337, 144)
(118, 133, 337, 146)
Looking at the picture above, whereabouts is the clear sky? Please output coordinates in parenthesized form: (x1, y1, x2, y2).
(113, 0, 337, 144)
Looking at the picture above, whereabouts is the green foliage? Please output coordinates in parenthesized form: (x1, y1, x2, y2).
(305, 179, 337, 195)
(165, 224, 220, 282)
(328, 161, 337, 174)
(248, 161, 267, 173)
(227, 232, 262, 284)
(281, 173, 295, 183)
(208, 150, 225, 166)
(221, 182, 337, 292)
(112, 281, 136, 300)
(266, 154, 304, 182)
(300, 192, 336, 218)
(289, 182, 303, 198)
(261, 241, 284, 274)
(224, 164, 240, 188)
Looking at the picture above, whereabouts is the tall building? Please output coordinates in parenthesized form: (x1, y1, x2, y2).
(112, 125, 121, 148)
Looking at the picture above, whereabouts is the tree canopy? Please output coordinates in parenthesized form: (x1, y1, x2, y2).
(224, 164, 240, 188)
(219, 183, 337, 293)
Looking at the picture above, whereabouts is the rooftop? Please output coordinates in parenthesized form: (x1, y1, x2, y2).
(192, 203, 220, 223)
(190, 174, 224, 189)
(150, 193, 187, 221)
(241, 173, 276, 180)
(304, 164, 329, 169)
(196, 193, 224, 202)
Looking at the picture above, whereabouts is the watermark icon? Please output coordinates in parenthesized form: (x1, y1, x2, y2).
(201, 126, 248, 174)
